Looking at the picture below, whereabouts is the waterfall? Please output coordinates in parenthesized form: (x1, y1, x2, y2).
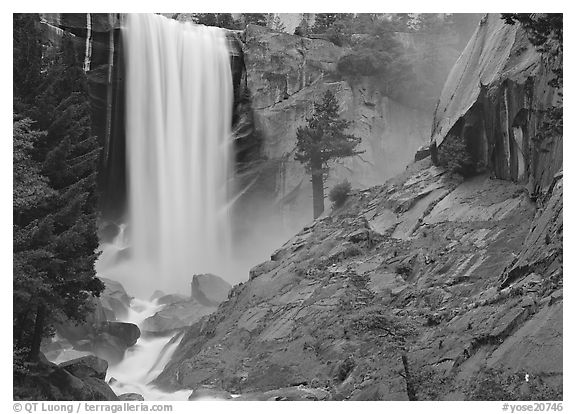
(122, 14, 234, 296)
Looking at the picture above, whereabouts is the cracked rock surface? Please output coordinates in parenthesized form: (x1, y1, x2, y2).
(154, 159, 562, 400)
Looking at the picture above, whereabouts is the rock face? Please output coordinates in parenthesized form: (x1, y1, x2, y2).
(154, 158, 562, 399)
(140, 279, 231, 335)
(430, 14, 562, 193)
(38, 14, 466, 249)
(44, 278, 140, 365)
(58, 355, 108, 381)
(238, 24, 448, 232)
(99, 277, 132, 320)
(39, 14, 126, 220)
(14, 354, 118, 401)
(152, 16, 562, 399)
(191, 274, 233, 306)
(141, 299, 217, 335)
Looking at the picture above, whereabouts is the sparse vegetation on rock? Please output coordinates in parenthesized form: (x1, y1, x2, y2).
(437, 134, 475, 176)
(329, 180, 352, 208)
(295, 90, 362, 218)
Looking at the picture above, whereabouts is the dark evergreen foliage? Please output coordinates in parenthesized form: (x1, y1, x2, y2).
(501, 14, 562, 54)
(311, 13, 340, 33)
(437, 134, 475, 176)
(13, 17, 104, 369)
(13, 14, 44, 112)
(242, 13, 268, 27)
(335, 16, 414, 98)
(502, 14, 563, 144)
(295, 90, 362, 218)
(192, 13, 240, 30)
(328, 180, 352, 208)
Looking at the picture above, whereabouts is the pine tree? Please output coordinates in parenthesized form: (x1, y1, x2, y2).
(271, 15, 286, 33)
(294, 18, 310, 36)
(13, 30, 104, 362)
(311, 13, 339, 33)
(295, 90, 362, 218)
(13, 116, 56, 353)
(192, 13, 239, 30)
(13, 14, 43, 113)
(243, 13, 268, 27)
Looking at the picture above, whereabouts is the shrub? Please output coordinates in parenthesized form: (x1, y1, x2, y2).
(437, 134, 475, 176)
(337, 50, 388, 77)
(396, 263, 413, 278)
(329, 180, 352, 208)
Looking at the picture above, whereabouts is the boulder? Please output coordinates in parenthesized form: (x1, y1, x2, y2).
(54, 278, 134, 363)
(81, 377, 120, 401)
(90, 322, 141, 364)
(156, 293, 189, 306)
(59, 355, 108, 380)
(14, 353, 119, 401)
(150, 290, 166, 302)
(99, 277, 132, 320)
(104, 322, 140, 348)
(55, 320, 140, 365)
(188, 386, 233, 401)
(119, 393, 145, 401)
(142, 299, 216, 334)
(191, 274, 232, 307)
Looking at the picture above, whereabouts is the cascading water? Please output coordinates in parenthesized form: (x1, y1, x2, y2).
(105, 299, 190, 400)
(86, 14, 236, 399)
(121, 13, 234, 297)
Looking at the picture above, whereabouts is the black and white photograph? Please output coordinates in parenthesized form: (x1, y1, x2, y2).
(11, 9, 564, 406)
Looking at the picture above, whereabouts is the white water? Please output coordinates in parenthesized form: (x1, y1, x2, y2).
(122, 13, 234, 297)
(105, 298, 191, 401)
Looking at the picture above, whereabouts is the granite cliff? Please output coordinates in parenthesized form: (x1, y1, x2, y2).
(430, 14, 562, 193)
(153, 14, 562, 400)
(238, 24, 462, 233)
(34, 14, 562, 401)
(38, 14, 465, 237)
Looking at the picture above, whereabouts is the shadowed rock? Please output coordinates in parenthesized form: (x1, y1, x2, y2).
(191, 274, 232, 307)
(59, 355, 108, 380)
(118, 392, 145, 401)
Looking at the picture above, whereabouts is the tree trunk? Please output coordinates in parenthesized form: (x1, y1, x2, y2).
(14, 308, 30, 349)
(311, 173, 325, 219)
(28, 304, 45, 361)
(311, 154, 325, 219)
(402, 353, 418, 401)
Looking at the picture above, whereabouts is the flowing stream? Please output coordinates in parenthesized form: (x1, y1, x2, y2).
(105, 299, 191, 400)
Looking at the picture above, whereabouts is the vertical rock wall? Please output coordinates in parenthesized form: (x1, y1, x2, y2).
(241, 24, 457, 232)
(39, 13, 126, 221)
(38, 15, 468, 243)
(431, 14, 562, 194)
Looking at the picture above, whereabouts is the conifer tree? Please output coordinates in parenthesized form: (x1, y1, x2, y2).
(243, 13, 268, 27)
(271, 15, 286, 33)
(295, 90, 362, 219)
(192, 13, 239, 30)
(13, 27, 104, 362)
(13, 14, 43, 113)
(311, 13, 340, 33)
